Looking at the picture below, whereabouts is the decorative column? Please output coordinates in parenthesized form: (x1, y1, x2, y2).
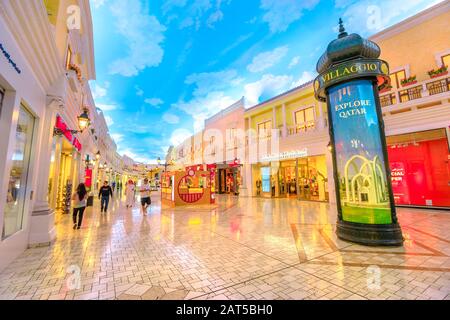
(314, 20, 403, 246)
(29, 97, 59, 246)
(281, 103, 287, 138)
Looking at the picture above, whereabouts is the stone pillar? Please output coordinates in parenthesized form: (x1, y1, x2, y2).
(282, 103, 287, 137)
(29, 98, 59, 246)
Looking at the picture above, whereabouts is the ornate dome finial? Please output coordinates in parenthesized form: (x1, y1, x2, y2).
(338, 18, 348, 38)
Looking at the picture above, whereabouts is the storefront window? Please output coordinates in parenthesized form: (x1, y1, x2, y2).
(261, 167, 271, 193)
(297, 156, 329, 202)
(294, 107, 315, 130)
(441, 54, 450, 68)
(389, 69, 406, 89)
(258, 120, 272, 138)
(387, 128, 450, 207)
(3, 105, 35, 239)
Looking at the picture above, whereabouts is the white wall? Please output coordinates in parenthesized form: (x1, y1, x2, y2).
(0, 16, 47, 271)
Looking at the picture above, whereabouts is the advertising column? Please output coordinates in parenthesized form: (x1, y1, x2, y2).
(314, 20, 403, 246)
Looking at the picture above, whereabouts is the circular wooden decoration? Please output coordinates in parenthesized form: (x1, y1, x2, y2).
(178, 175, 204, 203)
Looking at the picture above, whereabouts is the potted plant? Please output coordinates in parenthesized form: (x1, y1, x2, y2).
(379, 84, 393, 94)
(428, 65, 448, 78)
(401, 75, 417, 87)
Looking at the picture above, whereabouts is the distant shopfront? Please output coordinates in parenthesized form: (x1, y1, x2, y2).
(253, 149, 329, 202)
(47, 115, 82, 213)
(387, 128, 450, 208)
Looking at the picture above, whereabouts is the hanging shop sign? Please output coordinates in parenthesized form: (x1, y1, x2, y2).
(260, 149, 308, 162)
(85, 168, 93, 188)
(0, 43, 22, 74)
(55, 115, 82, 152)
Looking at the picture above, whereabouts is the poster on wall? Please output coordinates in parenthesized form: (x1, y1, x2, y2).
(328, 79, 393, 224)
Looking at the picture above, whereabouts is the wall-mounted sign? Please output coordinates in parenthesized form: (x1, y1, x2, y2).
(315, 59, 389, 102)
(0, 43, 22, 74)
(260, 149, 308, 162)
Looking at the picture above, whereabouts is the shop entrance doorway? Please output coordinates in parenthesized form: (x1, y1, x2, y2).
(278, 161, 297, 198)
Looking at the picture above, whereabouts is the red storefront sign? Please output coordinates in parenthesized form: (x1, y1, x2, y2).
(55, 115, 73, 142)
(73, 138, 82, 152)
(388, 136, 450, 207)
(55, 115, 82, 152)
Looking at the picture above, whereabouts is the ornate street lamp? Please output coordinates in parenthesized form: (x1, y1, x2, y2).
(96, 151, 101, 160)
(77, 108, 91, 133)
(314, 19, 403, 246)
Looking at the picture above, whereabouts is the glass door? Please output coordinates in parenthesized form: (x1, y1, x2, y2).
(3, 105, 35, 239)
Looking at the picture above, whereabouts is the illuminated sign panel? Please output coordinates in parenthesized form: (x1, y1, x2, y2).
(328, 79, 393, 224)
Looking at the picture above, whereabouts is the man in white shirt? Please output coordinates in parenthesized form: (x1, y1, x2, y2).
(140, 178, 151, 212)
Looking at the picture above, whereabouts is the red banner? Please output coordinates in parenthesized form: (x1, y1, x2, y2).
(85, 168, 92, 188)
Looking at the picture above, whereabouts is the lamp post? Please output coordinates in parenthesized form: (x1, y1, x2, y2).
(314, 19, 403, 246)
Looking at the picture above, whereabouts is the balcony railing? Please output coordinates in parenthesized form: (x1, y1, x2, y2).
(286, 118, 327, 137)
(427, 77, 450, 95)
(379, 75, 450, 108)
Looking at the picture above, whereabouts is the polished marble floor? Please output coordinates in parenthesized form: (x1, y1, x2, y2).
(1, 193, 450, 300)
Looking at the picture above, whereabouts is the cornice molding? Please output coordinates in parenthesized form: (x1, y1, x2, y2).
(370, 1, 450, 43)
(1, 0, 65, 93)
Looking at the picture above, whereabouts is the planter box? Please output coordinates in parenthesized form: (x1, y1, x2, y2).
(430, 71, 448, 79)
(401, 80, 417, 87)
(379, 88, 392, 94)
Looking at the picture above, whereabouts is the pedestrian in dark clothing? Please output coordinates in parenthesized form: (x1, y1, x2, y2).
(99, 181, 113, 213)
(72, 183, 87, 230)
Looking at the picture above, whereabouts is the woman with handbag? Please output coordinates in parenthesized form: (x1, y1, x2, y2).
(72, 183, 87, 230)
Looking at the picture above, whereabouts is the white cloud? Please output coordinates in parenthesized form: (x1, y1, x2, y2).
(179, 17, 194, 29)
(110, 133, 124, 143)
(144, 98, 164, 107)
(163, 112, 180, 124)
(109, 0, 166, 77)
(135, 85, 144, 96)
(185, 69, 243, 96)
(104, 115, 114, 127)
(173, 91, 236, 132)
(288, 56, 300, 69)
(220, 33, 253, 56)
(92, 82, 109, 100)
(118, 148, 154, 164)
(92, 0, 107, 8)
(247, 46, 289, 73)
(244, 74, 293, 106)
(163, 0, 231, 30)
(206, 10, 224, 28)
(162, 0, 188, 15)
(260, 0, 320, 33)
(96, 103, 118, 111)
(338, 0, 442, 35)
(170, 128, 193, 146)
(291, 71, 315, 88)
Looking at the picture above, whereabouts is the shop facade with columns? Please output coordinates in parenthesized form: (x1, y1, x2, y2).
(0, 0, 105, 271)
(243, 81, 335, 205)
(0, 0, 66, 270)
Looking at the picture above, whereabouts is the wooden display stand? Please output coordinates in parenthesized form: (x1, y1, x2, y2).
(161, 170, 213, 207)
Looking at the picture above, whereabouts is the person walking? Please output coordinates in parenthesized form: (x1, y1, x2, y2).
(72, 183, 87, 230)
(139, 178, 151, 213)
(99, 181, 113, 213)
(125, 180, 135, 208)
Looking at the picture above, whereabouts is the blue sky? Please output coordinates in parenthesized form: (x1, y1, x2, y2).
(89, 0, 441, 164)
